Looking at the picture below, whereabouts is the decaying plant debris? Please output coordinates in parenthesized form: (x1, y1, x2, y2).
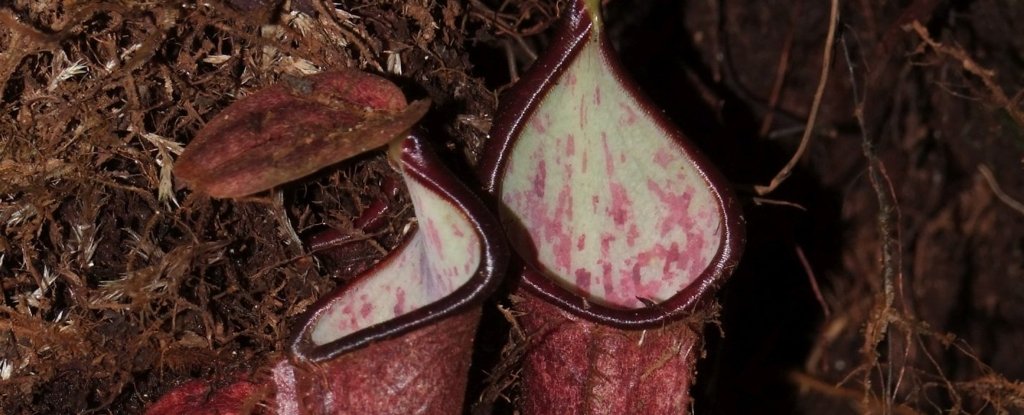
(1, 0, 1023, 414)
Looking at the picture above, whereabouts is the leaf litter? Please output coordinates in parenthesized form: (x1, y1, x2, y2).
(2, 0, 1024, 414)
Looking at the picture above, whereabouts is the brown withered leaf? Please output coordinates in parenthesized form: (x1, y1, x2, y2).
(175, 70, 430, 198)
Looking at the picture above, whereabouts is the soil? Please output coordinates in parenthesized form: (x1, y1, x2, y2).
(1, 0, 1022, 414)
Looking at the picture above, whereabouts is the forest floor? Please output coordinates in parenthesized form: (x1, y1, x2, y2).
(1, 0, 1023, 413)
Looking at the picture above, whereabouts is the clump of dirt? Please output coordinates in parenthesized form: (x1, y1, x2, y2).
(0, 0, 537, 412)
(1, 0, 1022, 414)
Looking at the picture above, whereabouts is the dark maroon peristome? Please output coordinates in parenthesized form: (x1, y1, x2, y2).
(478, 0, 745, 413)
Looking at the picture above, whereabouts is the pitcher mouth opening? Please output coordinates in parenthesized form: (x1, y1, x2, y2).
(478, 0, 744, 328)
(290, 132, 507, 361)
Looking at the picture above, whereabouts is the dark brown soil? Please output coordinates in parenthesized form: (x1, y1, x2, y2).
(1, 0, 1022, 414)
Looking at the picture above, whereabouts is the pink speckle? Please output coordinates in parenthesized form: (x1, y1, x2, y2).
(601, 132, 614, 175)
(684, 231, 708, 275)
(600, 233, 614, 256)
(566, 72, 577, 87)
(604, 238, 711, 304)
(594, 86, 602, 105)
(631, 263, 643, 291)
(425, 220, 445, 260)
(627, 224, 639, 246)
(575, 268, 592, 288)
(618, 102, 638, 125)
(653, 147, 675, 168)
(646, 179, 695, 237)
(452, 225, 464, 238)
(565, 134, 575, 156)
(552, 236, 572, 272)
(359, 302, 373, 318)
(576, 234, 586, 251)
(601, 261, 614, 295)
(550, 183, 574, 271)
(337, 312, 352, 331)
(581, 149, 589, 173)
(555, 183, 573, 223)
(579, 94, 587, 128)
(663, 242, 682, 274)
(504, 150, 577, 278)
(394, 288, 406, 314)
(649, 243, 695, 283)
(608, 182, 631, 226)
(532, 160, 546, 197)
(531, 115, 547, 134)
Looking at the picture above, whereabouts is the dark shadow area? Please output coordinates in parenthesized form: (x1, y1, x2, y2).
(605, 1, 847, 413)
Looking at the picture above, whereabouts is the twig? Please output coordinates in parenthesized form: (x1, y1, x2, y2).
(789, 371, 925, 415)
(754, 0, 839, 195)
(796, 245, 830, 317)
(467, 0, 540, 58)
(978, 165, 1024, 216)
(846, 19, 918, 412)
(956, 375, 1024, 411)
(714, 1, 839, 138)
(758, 0, 801, 137)
(907, 21, 1024, 128)
(750, 196, 807, 211)
(841, 20, 909, 414)
(273, 189, 304, 252)
(915, 331, 964, 412)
